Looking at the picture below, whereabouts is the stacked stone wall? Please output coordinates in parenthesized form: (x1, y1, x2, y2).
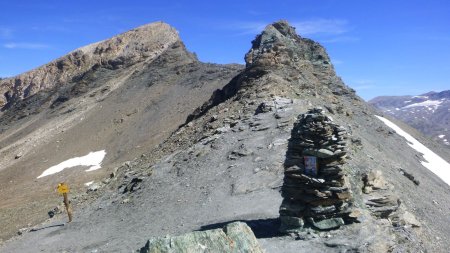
(280, 108, 353, 231)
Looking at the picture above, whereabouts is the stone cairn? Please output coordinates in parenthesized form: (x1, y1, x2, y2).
(280, 108, 353, 231)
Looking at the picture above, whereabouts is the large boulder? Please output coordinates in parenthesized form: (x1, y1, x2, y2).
(139, 222, 264, 253)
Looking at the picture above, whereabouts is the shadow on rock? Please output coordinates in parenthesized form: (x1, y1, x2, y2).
(198, 218, 281, 239)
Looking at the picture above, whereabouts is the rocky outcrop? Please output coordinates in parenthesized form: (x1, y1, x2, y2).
(139, 222, 264, 253)
(185, 20, 354, 125)
(362, 170, 400, 219)
(245, 20, 333, 76)
(0, 22, 179, 109)
(280, 108, 353, 231)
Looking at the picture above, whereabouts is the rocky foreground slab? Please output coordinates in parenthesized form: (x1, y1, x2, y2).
(139, 222, 264, 253)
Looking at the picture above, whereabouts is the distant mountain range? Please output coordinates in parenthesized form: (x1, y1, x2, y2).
(369, 90, 450, 147)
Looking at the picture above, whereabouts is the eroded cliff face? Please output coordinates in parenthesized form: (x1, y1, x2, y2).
(0, 22, 179, 109)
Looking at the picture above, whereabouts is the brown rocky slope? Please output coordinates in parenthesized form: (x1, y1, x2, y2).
(0, 22, 178, 109)
(0, 21, 242, 242)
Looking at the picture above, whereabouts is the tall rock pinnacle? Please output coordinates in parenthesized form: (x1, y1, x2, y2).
(245, 20, 332, 71)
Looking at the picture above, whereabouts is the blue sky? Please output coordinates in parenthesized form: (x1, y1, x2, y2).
(0, 0, 449, 100)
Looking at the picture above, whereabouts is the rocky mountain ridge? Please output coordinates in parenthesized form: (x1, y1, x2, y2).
(0, 21, 242, 242)
(1, 21, 450, 252)
(370, 90, 450, 147)
(0, 22, 178, 110)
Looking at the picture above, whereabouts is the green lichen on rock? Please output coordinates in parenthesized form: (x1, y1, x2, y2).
(139, 222, 264, 253)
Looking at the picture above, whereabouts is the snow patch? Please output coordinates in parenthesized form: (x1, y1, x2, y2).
(37, 150, 107, 178)
(438, 135, 445, 139)
(375, 116, 450, 186)
(85, 181, 94, 186)
(402, 100, 442, 111)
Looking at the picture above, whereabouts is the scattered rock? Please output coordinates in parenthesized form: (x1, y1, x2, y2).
(363, 170, 388, 193)
(350, 137, 362, 146)
(253, 157, 263, 162)
(17, 227, 29, 236)
(271, 138, 287, 146)
(348, 209, 364, 223)
(274, 96, 293, 107)
(252, 125, 271, 131)
(215, 126, 230, 134)
(47, 205, 62, 218)
(309, 217, 345, 230)
(238, 125, 247, 131)
(87, 182, 101, 192)
(123, 161, 132, 168)
(256, 101, 275, 114)
(399, 168, 420, 186)
(121, 177, 144, 193)
(391, 210, 421, 228)
(365, 194, 400, 218)
(210, 115, 218, 122)
(231, 148, 253, 157)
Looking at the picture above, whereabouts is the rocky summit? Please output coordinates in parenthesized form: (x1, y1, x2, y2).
(1, 20, 450, 253)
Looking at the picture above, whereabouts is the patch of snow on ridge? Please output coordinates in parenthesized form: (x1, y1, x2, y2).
(402, 100, 442, 110)
(438, 135, 445, 139)
(85, 181, 94, 186)
(375, 116, 450, 186)
(37, 150, 107, 178)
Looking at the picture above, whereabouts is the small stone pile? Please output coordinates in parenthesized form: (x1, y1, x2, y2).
(280, 108, 353, 231)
